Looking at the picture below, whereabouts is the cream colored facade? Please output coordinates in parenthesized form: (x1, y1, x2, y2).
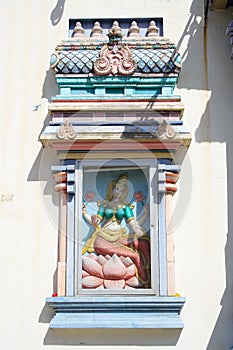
(0, 0, 233, 349)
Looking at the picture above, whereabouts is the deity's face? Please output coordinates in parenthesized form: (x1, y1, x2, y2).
(111, 183, 125, 200)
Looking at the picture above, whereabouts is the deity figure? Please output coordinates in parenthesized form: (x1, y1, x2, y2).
(82, 173, 151, 288)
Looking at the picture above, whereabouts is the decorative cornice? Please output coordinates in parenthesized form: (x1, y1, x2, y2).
(51, 47, 181, 75)
(46, 296, 186, 328)
(50, 19, 181, 76)
(40, 19, 192, 157)
(66, 19, 164, 45)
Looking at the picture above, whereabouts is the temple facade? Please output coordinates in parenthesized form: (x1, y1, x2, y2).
(1, 0, 233, 349)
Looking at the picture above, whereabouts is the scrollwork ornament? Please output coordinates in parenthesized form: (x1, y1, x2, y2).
(93, 44, 112, 75)
(50, 52, 60, 70)
(57, 120, 77, 140)
(94, 43, 137, 76)
(156, 120, 176, 139)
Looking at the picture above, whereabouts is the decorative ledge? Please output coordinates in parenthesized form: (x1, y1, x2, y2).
(46, 296, 185, 329)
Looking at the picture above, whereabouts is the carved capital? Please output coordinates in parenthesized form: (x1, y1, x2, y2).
(53, 171, 67, 192)
(165, 171, 179, 195)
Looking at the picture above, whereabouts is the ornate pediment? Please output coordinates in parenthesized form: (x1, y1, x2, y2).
(40, 19, 191, 157)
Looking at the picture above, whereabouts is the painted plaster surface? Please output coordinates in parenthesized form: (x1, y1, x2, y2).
(0, 0, 233, 349)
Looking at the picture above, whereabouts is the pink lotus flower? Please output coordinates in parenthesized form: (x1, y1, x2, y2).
(82, 253, 143, 289)
(84, 191, 96, 202)
(133, 191, 145, 203)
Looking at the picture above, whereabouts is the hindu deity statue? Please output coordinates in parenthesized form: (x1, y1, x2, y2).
(82, 173, 151, 289)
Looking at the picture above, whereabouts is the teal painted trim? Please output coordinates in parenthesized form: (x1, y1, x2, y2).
(56, 76, 178, 85)
(55, 77, 178, 88)
(54, 75, 179, 99)
(60, 87, 70, 95)
(46, 296, 185, 329)
(162, 86, 173, 95)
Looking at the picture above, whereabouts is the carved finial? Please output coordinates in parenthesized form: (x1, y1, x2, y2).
(112, 21, 121, 32)
(107, 21, 123, 43)
(91, 21, 103, 38)
(129, 21, 140, 38)
(147, 20, 159, 37)
(73, 21, 85, 38)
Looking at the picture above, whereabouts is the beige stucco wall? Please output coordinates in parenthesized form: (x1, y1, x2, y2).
(0, 0, 233, 349)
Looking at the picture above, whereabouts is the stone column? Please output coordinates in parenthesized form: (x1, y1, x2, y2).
(53, 171, 67, 296)
(165, 171, 179, 296)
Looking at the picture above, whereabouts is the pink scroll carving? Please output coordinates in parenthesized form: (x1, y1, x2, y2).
(94, 43, 137, 76)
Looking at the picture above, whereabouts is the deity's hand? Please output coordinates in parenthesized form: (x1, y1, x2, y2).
(91, 214, 101, 227)
(134, 227, 145, 237)
(131, 221, 145, 237)
(82, 202, 87, 214)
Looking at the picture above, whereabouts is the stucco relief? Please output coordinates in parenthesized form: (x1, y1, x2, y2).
(57, 120, 77, 140)
(82, 172, 151, 289)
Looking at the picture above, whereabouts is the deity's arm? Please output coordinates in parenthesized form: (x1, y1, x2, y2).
(137, 203, 149, 226)
(83, 202, 105, 227)
(82, 203, 92, 225)
(125, 205, 145, 237)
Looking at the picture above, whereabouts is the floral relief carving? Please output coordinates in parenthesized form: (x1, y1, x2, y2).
(156, 120, 177, 139)
(82, 173, 151, 289)
(94, 43, 137, 76)
(57, 120, 77, 140)
(82, 253, 142, 289)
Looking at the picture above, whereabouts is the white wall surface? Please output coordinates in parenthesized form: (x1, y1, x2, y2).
(0, 0, 233, 349)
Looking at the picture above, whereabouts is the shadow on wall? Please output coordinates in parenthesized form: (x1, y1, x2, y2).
(42, 69, 59, 101)
(176, 0, 206, 91)
(50, 0, 66, 26)
(41, 327, 182, 346)
(195, 77, 233, 350)
(194, 6, 233, 350)
(206, 213, 233, 350)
